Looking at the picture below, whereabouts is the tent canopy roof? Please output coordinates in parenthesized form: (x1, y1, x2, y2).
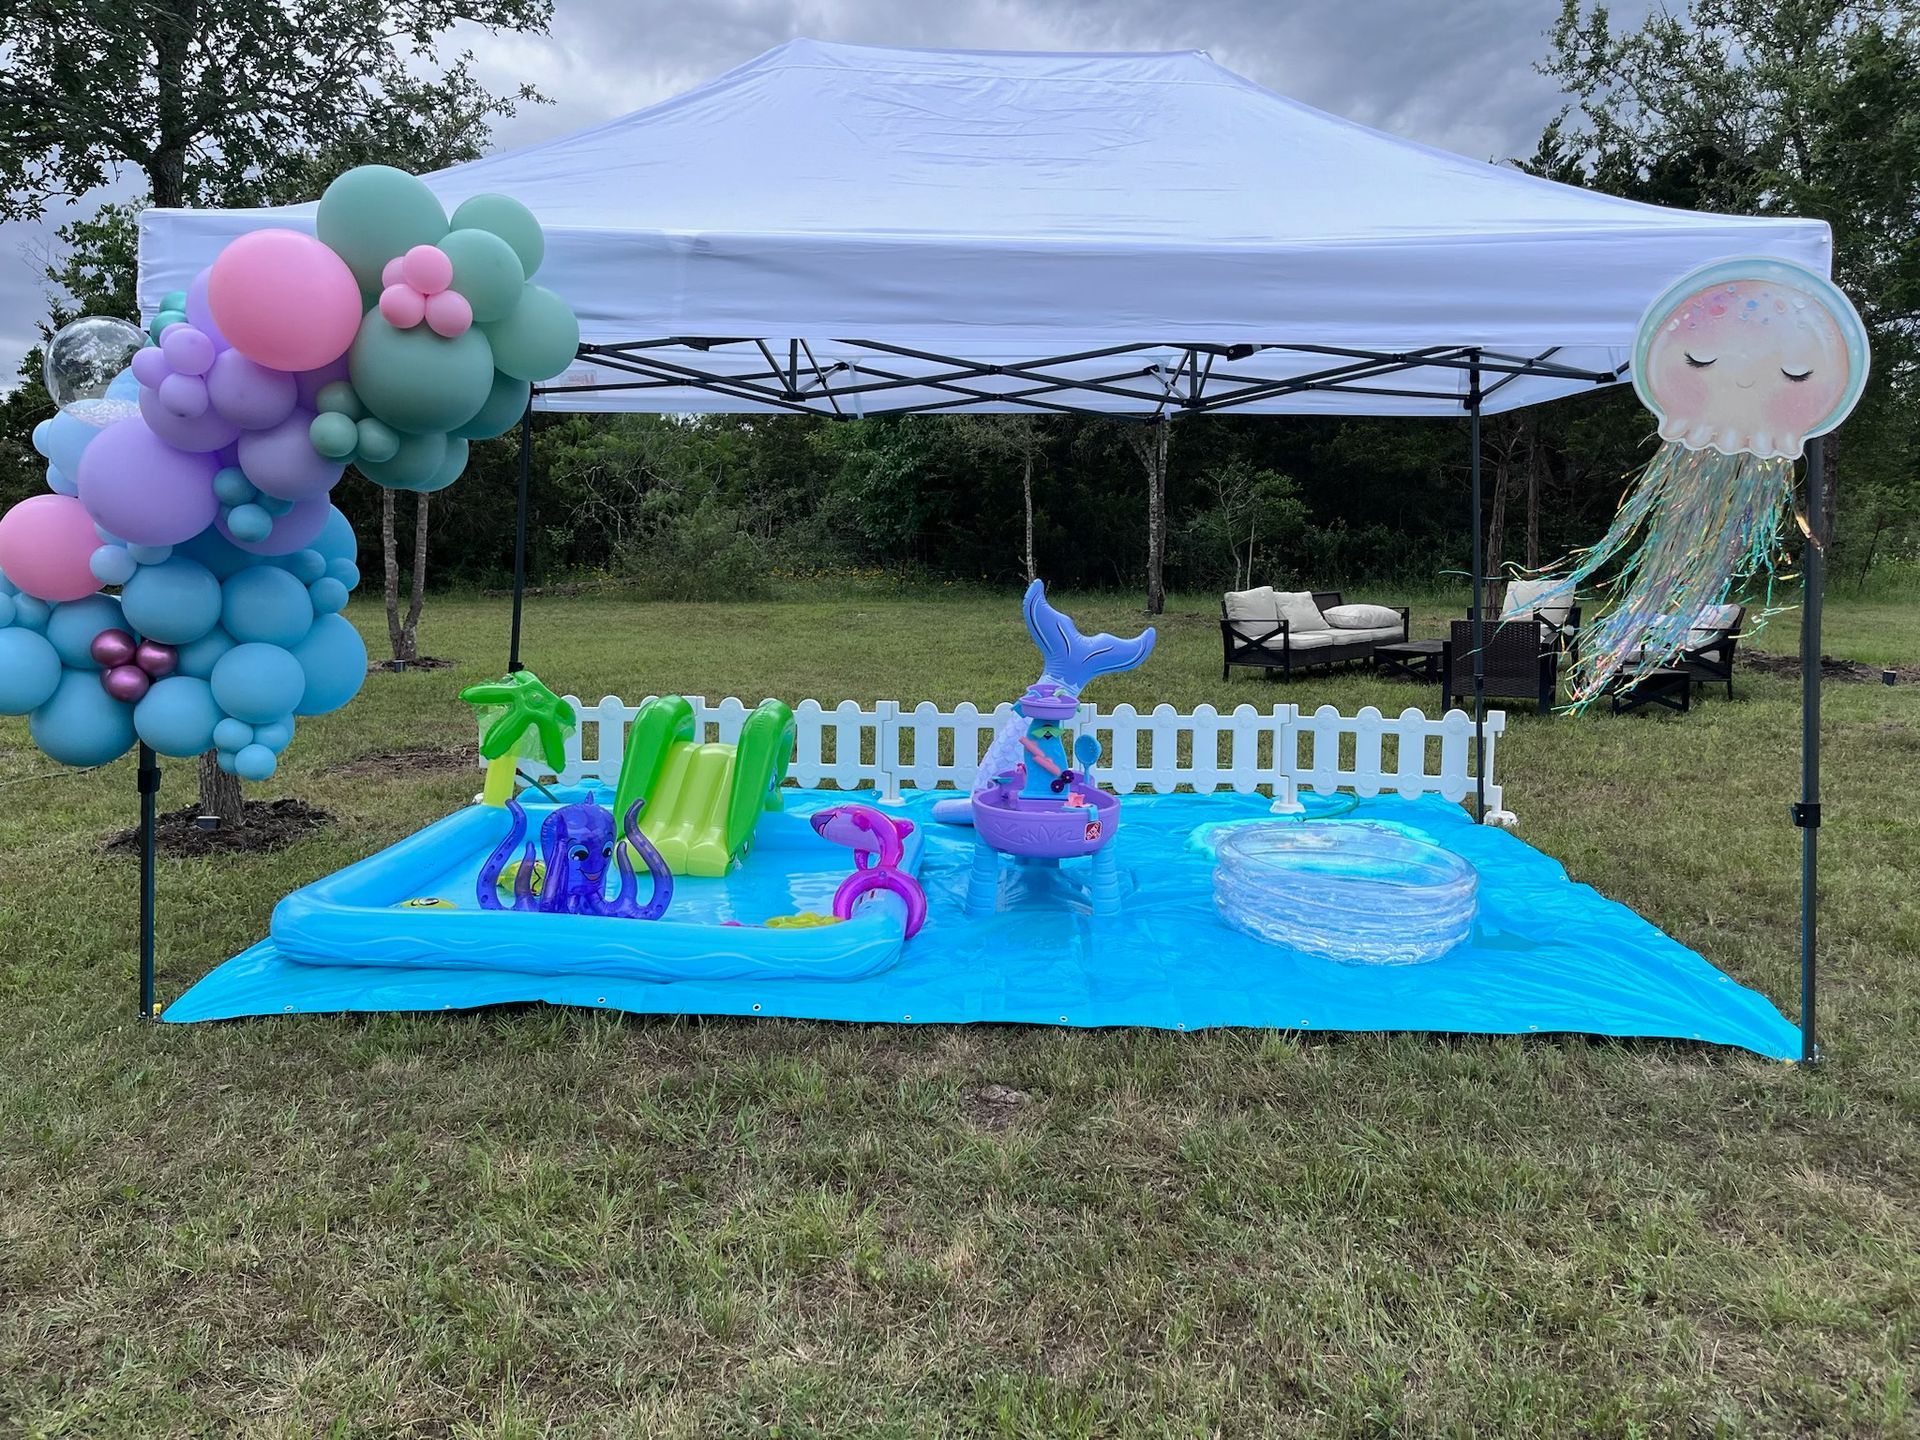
(139, 38, 1832, 417)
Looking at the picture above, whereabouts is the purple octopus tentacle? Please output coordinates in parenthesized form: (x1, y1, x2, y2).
(622, 798, 674, 920)
(477, 800, 529, 911)
(512, 838, 538, 911)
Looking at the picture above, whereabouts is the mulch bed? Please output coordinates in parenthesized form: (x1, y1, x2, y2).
(1745, 650, 1916, 684)
(325, 743, 478, 778)
(367, 655, 458, 673)
(103, 798, 334, 858)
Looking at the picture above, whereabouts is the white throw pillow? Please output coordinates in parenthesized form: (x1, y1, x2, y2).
(1323, 603, 1401, 631)
(1223, 586, 1281, 633)
(1273, 590, 1332, 633)
(1501, 577, 1575, 629)
(1688, 603, 1741, 648)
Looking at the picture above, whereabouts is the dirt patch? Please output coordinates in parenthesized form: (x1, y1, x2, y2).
(326, 743, 478, 779)
(966, 1083, 1034, 1129)
(103, 798, 333, 858)
(367, 655, 458, 673)
(1745, 650, 1915, 684)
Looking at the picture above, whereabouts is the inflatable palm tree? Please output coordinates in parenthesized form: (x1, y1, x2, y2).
(459, 670, 576, 805)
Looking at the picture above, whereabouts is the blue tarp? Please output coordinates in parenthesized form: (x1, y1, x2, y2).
(163, 789, 1801, 1059)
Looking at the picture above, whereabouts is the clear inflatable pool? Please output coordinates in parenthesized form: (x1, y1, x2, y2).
(1212, 821, 1478, 964)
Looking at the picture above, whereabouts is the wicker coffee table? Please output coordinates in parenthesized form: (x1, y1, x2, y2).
(1374, 639, 1444, 682)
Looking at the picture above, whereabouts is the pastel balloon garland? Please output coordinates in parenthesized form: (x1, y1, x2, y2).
(0, 165, 580, 778)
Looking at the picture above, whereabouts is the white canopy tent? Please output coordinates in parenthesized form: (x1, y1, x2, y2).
(139, 38, 1831, 419)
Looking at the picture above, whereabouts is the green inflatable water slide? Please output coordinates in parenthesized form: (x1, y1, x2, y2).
(611, 696, 797, 878)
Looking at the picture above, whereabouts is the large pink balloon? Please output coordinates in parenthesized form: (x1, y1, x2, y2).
(207, 229, 363, 373)
(0, 494, 103, 602)
(76, 417, 221, 547)
(215, 494, 329, 555)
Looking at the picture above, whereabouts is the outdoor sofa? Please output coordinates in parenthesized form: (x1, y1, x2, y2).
(1220, 587, 1410, 680)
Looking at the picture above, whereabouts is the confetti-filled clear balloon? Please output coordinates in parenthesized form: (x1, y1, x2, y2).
(43, 316, 147, 426)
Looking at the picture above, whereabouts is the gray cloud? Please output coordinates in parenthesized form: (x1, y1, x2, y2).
(4, 0, 1643, 380)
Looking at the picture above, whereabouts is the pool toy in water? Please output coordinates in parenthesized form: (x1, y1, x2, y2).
(461, 669, 576, 806)
(477, 791, 673, 919)
(1212, 821, 1478, 964)
(811, 803, 927, 939)
(613, 694, 796, 877)
(963, 581, 1155, 916)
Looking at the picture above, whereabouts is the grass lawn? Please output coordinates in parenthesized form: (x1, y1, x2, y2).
(3, 583, 1918, 1437)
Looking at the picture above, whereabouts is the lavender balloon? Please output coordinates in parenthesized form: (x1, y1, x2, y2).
(102, 664, 152, 702)
(75, 417, 220, 547)
(134, 640, 179, 677)
(294, 354, 350, 410)
(131, 347, 171, 390)
(206, 350, 297, 430)
(158, 371, 209, 418)
(90, 627, 138, 668)
(138, 385, 240, 453)
(183, 267, 229, 350)
(236, 409, 345, 501)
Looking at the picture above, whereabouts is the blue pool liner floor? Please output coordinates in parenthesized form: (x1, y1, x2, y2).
(163, 789, 1802, 1059)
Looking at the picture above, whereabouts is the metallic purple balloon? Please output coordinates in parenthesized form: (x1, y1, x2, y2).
(134, 640, 178, 678)
(90, 627, 138, 668)
(102, 664, 151, 702)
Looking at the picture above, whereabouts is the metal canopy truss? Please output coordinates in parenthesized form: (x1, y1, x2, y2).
(547, 338, 1625, 419)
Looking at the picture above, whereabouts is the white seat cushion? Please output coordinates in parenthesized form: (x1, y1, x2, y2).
(1273, 590, 1332, 633)
(1688, 603, 1741, 648)
(1346, 625, 1408, 645)
(1323, 603, 1401, 631)
(1283, 630, 1339, 651)
(1501, 578, 1575, 631)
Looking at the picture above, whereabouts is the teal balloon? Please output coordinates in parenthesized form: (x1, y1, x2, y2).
(314, 380, 364, 419)
(30, 669, 136, 766)
(148, 309, 188, 345)
(234, 743, 278, 781)
(348, 314, 495, 434)
(210, 642, 305, 724)
(175, 625, 236, 679)
(482, 285, 578, 383)
(212, 466, 256, 506)
(448, 193, 544, 277)
(0, 628, 62, 714)
(46, 594, 127, 668)
(226, 504, 273, 542)
(160, 290, 187, 313)
(290, 613, 367, 716)
(355, 428, 446, 490)
(120, 556, 223, 645)
(175, 526, 256, 581)
(416, 437, 469, 494)
(213, 717, 254, 752)
(316, 165, 448, 294)
(280, 548, 327, 585)
(355, 416, 400, 463)
(12, 595, 51, 633)
(312, 508, 357, 569)
(308, 576, 349, 615)
(451, 370, 531, 441)
(133, 676, 223, 757)
(254, 717, 294, 752)
(309, 411, 358, 459)
(222, 565, 314, 647)
(438, 227, 526, 323)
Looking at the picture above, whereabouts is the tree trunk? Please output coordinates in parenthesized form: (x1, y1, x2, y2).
(197, 749, 245, 829)
(147, 0, 198, 209)
(1021, 449, 1036, 583)
(382, 487, 415, 664)
(1485, 446, 1510, 587)
(1142, 418, 1169, 615)
(1525, 421, 1543, 570)
(406, 492, 430, 650)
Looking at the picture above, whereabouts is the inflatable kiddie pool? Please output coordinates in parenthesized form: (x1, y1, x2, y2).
(269, 793, 925, 984)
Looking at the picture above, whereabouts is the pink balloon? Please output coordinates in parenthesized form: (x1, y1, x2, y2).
(400, 244, 453, 295)
(378, 284, 426, 329)
(139, 386, 240, 453)
(76, 417, 221, 547)
(215, 494, 329, 555)
(207, 228, 363, 372)
(381, 256, 407, 290)
(0, 494, 104, 602)
(424, 288, 473, 338)
(235, 409, 344, 501)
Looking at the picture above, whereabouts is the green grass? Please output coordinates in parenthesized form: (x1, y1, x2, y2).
(3, 584, 1918, 1437)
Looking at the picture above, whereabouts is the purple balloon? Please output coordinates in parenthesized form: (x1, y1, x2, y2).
(134, 640, 179, 677)
(158, 371, 209, 418)
(161, 324, 216, 377)
(102, 664, 152, 703)
(131, 347, 171, 390)
(139, 385, 240, 453)
(215, 493, 330, 555)
(184, 267, 229, 350)
(90, 627, 138, 668)
(205, 350, 298, 430)
(76, 417, 221, 547)
(236, 409, 345, 501)
(293, 354, 351, 410)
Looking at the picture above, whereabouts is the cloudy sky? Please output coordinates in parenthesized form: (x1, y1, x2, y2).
(0, 0, 1649, 379)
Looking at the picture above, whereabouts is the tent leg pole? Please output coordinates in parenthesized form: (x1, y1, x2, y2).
(1798, 435, 1825, 1065)
(138, 743, 159, 1020)
(508, 398, 532, 674)
(1467, 353, 1486, 822)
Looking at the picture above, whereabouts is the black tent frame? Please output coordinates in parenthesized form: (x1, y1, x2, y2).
(134, 335, 1828, 1065)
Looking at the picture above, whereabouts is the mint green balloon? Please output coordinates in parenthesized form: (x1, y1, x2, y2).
(482, 285, 578, 383)
(354, 429, 446, 490)
(308, 411, 358, 459)
(417, 437, 470, 494)
(452, 370, 531, 440)
(448, 193, 544, 277)
(355, 416, 399, 463)
(317, 165, 448, 294)
(149, 309, 187, 345)
(348, 314, 495, 434)
(314, 380, 364, 419)
(439, 227, 525, 324)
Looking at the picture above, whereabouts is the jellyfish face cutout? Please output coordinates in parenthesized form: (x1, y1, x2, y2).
(1633, 257, 1869, 461)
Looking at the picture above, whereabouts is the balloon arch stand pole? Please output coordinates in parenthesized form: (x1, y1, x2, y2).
(1798, 435, 1825, 1065)
(137, 743, 158, 1020)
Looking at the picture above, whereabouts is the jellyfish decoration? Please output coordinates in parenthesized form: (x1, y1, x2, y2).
(1547, 256, 1870, 705)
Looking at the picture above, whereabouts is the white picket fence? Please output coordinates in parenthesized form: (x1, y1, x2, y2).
(528, 696, 1513, 824)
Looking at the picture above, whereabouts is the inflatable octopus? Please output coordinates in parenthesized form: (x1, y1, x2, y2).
(477, 793, 673, 919)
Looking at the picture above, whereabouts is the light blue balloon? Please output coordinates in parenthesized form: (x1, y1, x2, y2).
(308, 577, 348, 615)
(90, 545, 138, 586)
(132, 676, 223, 757)
(30, 670, 136, 766)
(212, 467, 256, 506)
(32, 408, 100, 479)
(213, 717, 255, 752)
(121, 556, 223, 645)
(45, 463, 77, 497)
(216, 748, 239, 775)
(222, 566, 314, 648)
(46, 594, 127, 669)
(210, 641, 306, 723)
(0, 570, 14, 596)
(0, 628, 63, 714)
(226, 504, 273, 543)
(174, 526, 254, 581)
(312, 507, 357, 568)
(256, 494, 294, 518)
(125, 544, 172, 566)
(253, 717, 294, 752)
(176, 626, 237, 679)
(11, 596, 50, 633)
(107, 365, 140, 404)
(326, 559, 361, 591)
(234, 743, 278, 781)
(282, 549, 326, 585)
(0, 594, 13, 628)
(289, 613, 366, 716)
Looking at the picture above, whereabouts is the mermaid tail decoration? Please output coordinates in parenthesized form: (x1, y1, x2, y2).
(1022, 580, 1156, 693)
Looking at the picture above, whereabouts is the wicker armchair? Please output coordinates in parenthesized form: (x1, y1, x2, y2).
(1441, 618, 1560, 715)
(1680, 604, 1747, 699)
